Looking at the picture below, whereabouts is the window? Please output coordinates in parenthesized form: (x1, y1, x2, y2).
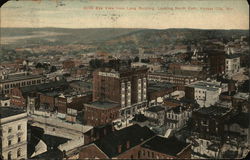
(18, 137, 21, 143)
(8, 128, 12, 133)
(8, 151, 12, 160)
(18, 125, 21, 130)
(17, 148, 21, 157)
(8, 140, 12, 146)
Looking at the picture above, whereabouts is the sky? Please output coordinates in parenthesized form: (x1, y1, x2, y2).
(1, 0, 249, 29)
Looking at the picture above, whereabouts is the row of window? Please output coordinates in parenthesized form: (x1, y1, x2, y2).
(8, 136, 22, 146)
(7, 148, 22, 160)
(4, 79, 42, 89)
(8, 125, 22, 133)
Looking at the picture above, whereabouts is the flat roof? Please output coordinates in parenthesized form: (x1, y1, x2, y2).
(0, 107, 26, 119)
(233, 92, 249, 100)
(146, 106, 165, 113)
(148, 81, 175, 91)
(196, 106, 230, 117)
(142, 136, 190, 156)
(88, 101, 119, 109)
(0, 74, 44, 83)
(188, 81, 220, 91)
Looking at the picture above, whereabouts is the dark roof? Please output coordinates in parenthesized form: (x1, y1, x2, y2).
(132, 114, 148, 122)
(148, 81, 175, 92)
(94, 124, 155, 158)
(146, 106, 165, 113)
(0, 74, 44, 83)
(141, 136, 190, 156)
(225, 54, 240, 59)
(20, 80, 68, 95)
(31, 148, 63, 160)
(0, 96, 9, 100)
(88, 101, 120, 109)
(196, 106, 230, 117)
(41, 134, 70, 148)
(0, 107, 26, 119)
(227, 112, 250, 128)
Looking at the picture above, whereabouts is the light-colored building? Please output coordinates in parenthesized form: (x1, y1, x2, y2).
(165, 105, 192, 131)
(144, 106, 165, 126)
(0, 107, 28, 160)
(185, 81, 227, 107)
(0, 97, 10, 107)
(225, 54, 240, 78)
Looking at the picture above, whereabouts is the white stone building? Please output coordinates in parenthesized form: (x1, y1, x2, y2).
(165, 105, 192, 131)
(186, 81, 227, 107)
(225, 53, 240, 78)
(0, 107, 28, 160)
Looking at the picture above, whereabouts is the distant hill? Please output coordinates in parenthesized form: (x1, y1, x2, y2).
(1, 27, 248, 49)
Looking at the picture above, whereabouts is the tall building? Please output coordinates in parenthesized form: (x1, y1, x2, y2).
(93, 67, 148, 117)
(0, 107, 28, 160)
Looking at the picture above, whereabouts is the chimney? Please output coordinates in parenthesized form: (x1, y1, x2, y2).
(104, 128, 107, 136)
(126, 140, 130, 149)
(118, 144, 122, 153)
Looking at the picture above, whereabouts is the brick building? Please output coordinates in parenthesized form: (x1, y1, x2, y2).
(141, 136, 191, 159)
(191, 106, 231, 138)
(93, 67, 148, 118)
(0, 73, 46, 95)
(84, 101, 120, 127)
(79, 124, 191, 159)
(148, 72, 197, 90)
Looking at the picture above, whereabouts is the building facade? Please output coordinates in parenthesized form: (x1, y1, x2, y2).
(0, 107, 28, 160)
(0, 73, 46, 95)
(225, 54, 240, 78)
(93, 67, 148, 118)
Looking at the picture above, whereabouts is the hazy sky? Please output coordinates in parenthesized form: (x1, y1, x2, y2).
(1, 0, 249, 29)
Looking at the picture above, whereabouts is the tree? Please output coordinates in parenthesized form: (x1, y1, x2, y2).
(50, 66, 57, 73)
(133, 56, 139, 62)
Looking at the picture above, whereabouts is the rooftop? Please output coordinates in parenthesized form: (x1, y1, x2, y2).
(0, 107, 26, 119)
(146, 106, 165, 113)
(227, 112, 250, 128)
(20, 80, 68, 95)
(0, 74, 44, 83)
(196, 106, 230, 117)
(141, 136, 190, 156)
(88, 101, 120, 109)
(94, 124, 155, 158)
(148, 81, 175, 92)
(187, 81, 221, 91)
(233, 92, 249, 100)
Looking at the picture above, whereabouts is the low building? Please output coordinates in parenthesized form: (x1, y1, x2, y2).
(147, 81, 176, 106)
(0, 72, 46, 94)
(165, 105, 192, 131)
(0, 107, 28, 160)
(131, 62, 162, 72)
(0, 96, 10, 107)
(191, 106, 231, 138)
(84, 101, 120, 127)
(141, 136, 191, 159)
(144, 106, 165, 126)
(148, 72, 197, 90)
(185, 81, 226, 107)
(79, 124, 155, 159)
